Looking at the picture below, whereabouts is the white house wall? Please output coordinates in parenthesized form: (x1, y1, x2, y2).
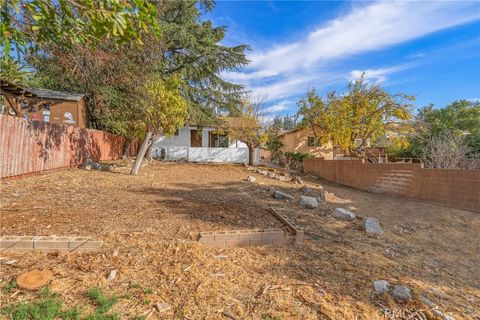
(151, 126, 258, 164)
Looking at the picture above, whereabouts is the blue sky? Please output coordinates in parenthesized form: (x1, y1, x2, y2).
(206, 1, 480, 118)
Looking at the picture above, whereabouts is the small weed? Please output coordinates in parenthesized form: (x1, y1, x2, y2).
(85, 287, 119, 315)
(143, 287, 153, 295)
(127, 282, 141, 290)
(141, 299, 151, 305)
(262, 314, 282, 320)
(2, 279, 17, 293)
(122, 292, 133, 300)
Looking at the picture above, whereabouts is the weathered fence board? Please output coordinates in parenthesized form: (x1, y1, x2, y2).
(0, 115, 134, 178)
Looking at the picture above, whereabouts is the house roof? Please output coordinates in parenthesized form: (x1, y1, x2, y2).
(218, 116, 243, 128)
(27, 87, 84, 102)
(277, 128, 302, 136)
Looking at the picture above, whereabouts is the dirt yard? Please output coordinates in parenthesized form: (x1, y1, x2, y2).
(0, 162, 479, 319)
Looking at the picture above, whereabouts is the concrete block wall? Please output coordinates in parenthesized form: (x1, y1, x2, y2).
(0, 236, 103, 253)
(303, 159, 480, 213)
(198, 229, 294, 247)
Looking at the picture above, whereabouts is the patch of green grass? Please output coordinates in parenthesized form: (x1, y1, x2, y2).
(1, 287, 121, 320)
(85, 287, 119, 316)
(1, 288, 81, 320)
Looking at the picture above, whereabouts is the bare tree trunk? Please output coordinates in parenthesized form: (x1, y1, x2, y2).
(248, 146, 255, 166)
(130, 131, 153, 176)
(145, 142, 154, 161)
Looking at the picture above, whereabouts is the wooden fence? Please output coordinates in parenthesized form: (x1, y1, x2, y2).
(0, 114, 135, 179)
(304, 158, 480, 213)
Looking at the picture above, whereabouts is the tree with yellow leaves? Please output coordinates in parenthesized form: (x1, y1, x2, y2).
(224, 97, 268, 165)
(297, 75, 414, 158)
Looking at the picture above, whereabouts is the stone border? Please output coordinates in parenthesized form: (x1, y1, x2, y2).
(269, 207, 304, 244)
(198, 229, 294, 248)
(0, 236, 103, 253)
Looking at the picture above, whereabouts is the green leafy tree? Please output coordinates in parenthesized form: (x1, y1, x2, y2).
(297, 76, 414, 157)
(130, 75, 188, 175)
(410, 100, 480, 157)
(28, 1, 249, 136)
(1, 0, 160, 58)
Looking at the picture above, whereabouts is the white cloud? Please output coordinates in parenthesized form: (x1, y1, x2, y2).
(230, 1, 480, 102)
(347, 66, 404, 84)
(264, 100, 293, 113)
(247, 1, 479, 76)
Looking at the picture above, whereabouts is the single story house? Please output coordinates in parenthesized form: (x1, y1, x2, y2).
(152, 117, 260, 164)
(276, 125, 334, 159)
(1, 80, 87, 127)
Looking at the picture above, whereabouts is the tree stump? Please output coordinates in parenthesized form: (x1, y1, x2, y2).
(16, 270, 52, 290)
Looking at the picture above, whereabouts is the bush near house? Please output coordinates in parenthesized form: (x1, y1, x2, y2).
(284, 151, 312, 171)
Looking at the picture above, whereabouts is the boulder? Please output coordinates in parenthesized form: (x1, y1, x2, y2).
(363, 217, 384, 235)
(299, 186, 311, 194)
(332, 208, 356, 220)
(392, 285, 412, 300)
(299, 196, 318, 209)
(247, 176, 256, 183)
(273, 191, 294, 201)
(373, 280, 389, 294)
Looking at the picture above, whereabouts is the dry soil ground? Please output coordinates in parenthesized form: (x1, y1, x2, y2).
(0, 162, 479, 319)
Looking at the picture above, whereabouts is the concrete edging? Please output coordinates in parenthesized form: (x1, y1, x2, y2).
(198, 229, 294, 248)
(269, 207, 304, 244)
(0, 236, 103, 253)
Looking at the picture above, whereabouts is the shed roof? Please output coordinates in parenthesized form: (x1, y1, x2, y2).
(1, 79, 84, 102)
(1, 80, 36, 98)
(27, 87, 84, 102)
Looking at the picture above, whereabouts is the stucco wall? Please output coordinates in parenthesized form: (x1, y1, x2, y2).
(280, 126, 333, 159)
(153, 126, 247, 148)
(303, 158, 480, 213)
(155, 146, 255, 164)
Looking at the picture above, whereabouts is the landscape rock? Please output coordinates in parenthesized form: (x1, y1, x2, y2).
(363, 217, 384, 235)
(273, 191, 295, 201)
(299, 196, 318, 209)
(267, 171, 276, 178)
(107, 269, 117, 281)
(332, 208, 356, 220)
(156, 302, 171, 313)
(247, 176, 256, 183)
(373, 280, 390, 294)
(318, 190, 326, 202)
(299, 186, 311, 194)
(80, 159, 115, 172)
(392, 285, 412, 300)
